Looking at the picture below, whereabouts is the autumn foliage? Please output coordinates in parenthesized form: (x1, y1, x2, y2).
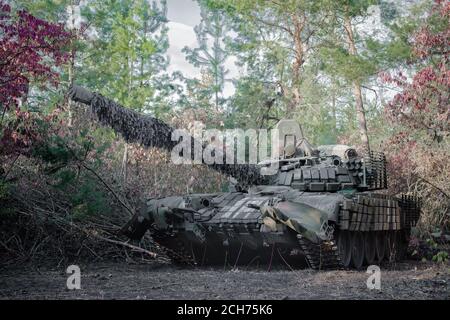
(0, 1, 71, 159)
(383, 0, 449, 233)
(384, 1, 448, 138)
(0, 1, 70, 109)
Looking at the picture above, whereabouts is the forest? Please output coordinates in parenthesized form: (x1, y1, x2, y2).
(0, 0, 448, 277)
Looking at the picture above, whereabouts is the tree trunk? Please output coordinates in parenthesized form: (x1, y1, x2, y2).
(68, 57, 74, 127)
(343, 11, 371, 153)
(331, 83, 337, 132)
(353, 82, 370, 152)
(140, 17, 148, 87)
(122, 144, 128, 186)
(67, 0, 76, 127)
(122, 53, 133, 186)
(288, 85, 301, 118)
(215, 88, 219, 111)
(287, 14, 306, 117)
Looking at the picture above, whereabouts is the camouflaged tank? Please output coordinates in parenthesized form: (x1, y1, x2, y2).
(69, 85, 421, 270)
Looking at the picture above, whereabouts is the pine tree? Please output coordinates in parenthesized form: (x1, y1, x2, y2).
(182, 1, 230, 111)
(317, 0, 380, 152)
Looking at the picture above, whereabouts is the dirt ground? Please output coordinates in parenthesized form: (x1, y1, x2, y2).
(0, 260, 448, 300)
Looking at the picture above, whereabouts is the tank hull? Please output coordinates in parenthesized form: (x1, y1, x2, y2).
(123, 188, 420, 270)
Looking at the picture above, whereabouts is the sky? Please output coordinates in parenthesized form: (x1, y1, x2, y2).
(166, 0, 201, 27)
(165, 0, 200, 78)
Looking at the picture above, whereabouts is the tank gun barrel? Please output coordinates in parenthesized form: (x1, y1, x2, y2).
(68, 85, 264, 186)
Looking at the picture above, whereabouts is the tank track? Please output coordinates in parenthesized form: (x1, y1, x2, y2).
(297, 234, 343, 270)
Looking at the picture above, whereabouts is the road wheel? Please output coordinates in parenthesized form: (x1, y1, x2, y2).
(351, 232, 365, 270)
(375, 232, 386, 263)
(386, 231, 397, 262)
(395, 231, 408, 261)
(364, 232, 376, 265)
(338, 231, 352, 268)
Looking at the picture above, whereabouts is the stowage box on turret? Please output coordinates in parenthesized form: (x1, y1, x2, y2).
(69, 85, 421, 269)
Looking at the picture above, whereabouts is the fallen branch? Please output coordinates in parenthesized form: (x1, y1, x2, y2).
(82, 229, 159, 259)
(415, 174, 450, 199)
(80, 162, 135, 217)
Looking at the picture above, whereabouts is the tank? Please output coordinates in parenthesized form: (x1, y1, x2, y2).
(68, 85, 421, 270)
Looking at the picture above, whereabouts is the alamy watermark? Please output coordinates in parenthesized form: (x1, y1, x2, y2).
(170, 120, 305, 173)
(66, 265, 81, 290)
(366, 265, 381, 290)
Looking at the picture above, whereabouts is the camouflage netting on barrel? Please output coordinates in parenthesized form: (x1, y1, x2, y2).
(68, 85, 264, 186)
